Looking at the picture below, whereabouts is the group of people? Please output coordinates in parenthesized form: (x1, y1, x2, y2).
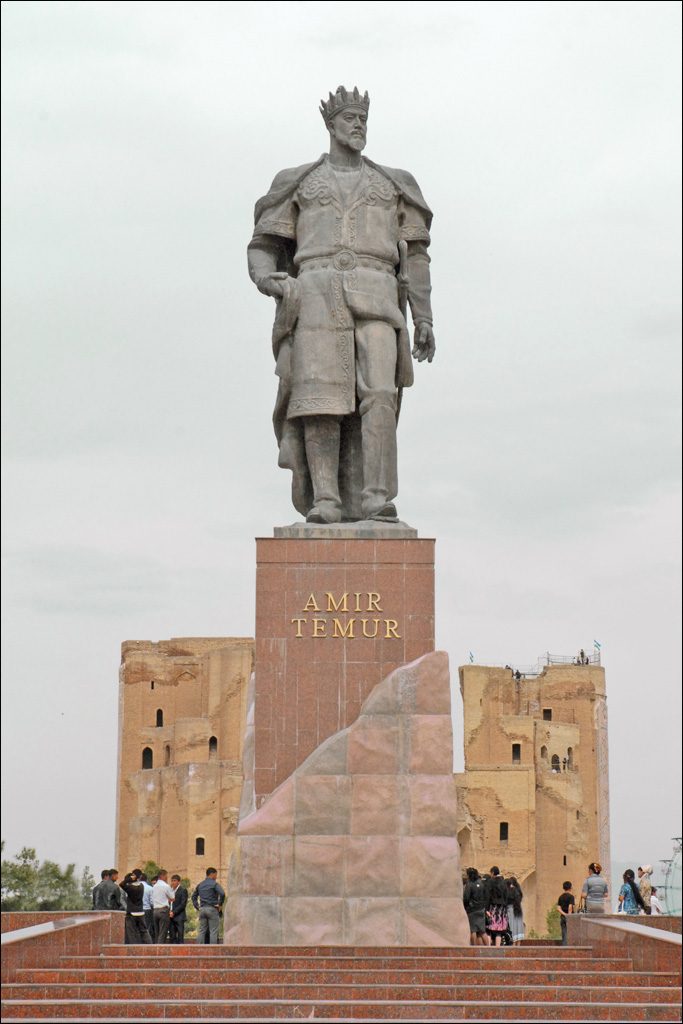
(462, 866, 524, 946)
(92, 866, 226, 946)
(556, 862, 663, 945)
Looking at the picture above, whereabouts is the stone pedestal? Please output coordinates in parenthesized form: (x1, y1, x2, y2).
(253, 533, 435, 805)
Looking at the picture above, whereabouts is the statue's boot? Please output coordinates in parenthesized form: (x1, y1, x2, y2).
(359, 397, 399, 522)
(304, 416, 343, 524)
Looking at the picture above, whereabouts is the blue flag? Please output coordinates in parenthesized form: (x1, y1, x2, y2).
(593, 640, 601, 651)
(469, 651, 474, 663)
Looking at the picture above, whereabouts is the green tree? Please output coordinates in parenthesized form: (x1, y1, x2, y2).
(546, 904, 562, 939)
(1, 845, 93, 911)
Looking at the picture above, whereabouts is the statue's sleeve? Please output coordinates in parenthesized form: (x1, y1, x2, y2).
(252, 192, 298, 241)
(248, 188, 298, 286)
(398, 197, 433, 325)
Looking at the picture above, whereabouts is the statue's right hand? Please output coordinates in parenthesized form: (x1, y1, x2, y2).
(257, 272, 290, 298)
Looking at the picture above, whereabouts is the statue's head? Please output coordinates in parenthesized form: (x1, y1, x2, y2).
(320, 85, 369, 152)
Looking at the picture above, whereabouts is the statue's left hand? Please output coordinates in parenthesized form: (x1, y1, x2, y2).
(412, 322, 436, 363)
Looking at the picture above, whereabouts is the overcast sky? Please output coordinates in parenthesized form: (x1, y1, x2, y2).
(2, 1, 681, 888)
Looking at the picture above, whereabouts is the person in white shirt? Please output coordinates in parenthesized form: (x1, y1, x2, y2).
(650, 887, 664, 915)
(151, 869, 175, 943)
(140, 872, 156, 940)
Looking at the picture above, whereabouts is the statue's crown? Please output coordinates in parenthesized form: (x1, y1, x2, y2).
(320, 85, 370, 124)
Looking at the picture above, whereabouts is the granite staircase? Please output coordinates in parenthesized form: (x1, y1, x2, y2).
(2, 942, 681, 1020)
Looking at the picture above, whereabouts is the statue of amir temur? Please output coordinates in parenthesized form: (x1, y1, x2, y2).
(248, 86, 435, 524)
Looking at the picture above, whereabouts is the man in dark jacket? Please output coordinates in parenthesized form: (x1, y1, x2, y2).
(191, 867, 225, 944)
(169, 874, 188, 944)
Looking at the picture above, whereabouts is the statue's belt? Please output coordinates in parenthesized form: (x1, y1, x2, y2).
(297, 252, 396, 274)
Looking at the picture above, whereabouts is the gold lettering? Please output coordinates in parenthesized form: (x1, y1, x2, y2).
(312, 618, 327, 638)
(303, 593, 320, 612)
(326, 592, 348, 612)
(367, 592, 382, 612)
(290, 617, 306, 638)
(332, 618, 355, 638)
(361, 618, 380, 638)
(385, 619, 401, 639)
(353, 592, 362, 612)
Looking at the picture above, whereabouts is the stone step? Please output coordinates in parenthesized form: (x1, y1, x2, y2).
(55, 953, 634, 972)
(1, 998, 681, 1020)
(99, 943, 595, 958)
(16, 967, 679, 987)
(4, 983, 681, 1004)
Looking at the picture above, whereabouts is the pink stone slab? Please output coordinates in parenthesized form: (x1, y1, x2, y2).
(347, 717, 400, 775)
(345, 836, 401, 896)
(407, 775, 458, 835)
(401, 836, 462, 897)
(408, 715, 453, 774)
(239, 777, 294, 836)
(294, 775, 351, 835)
(281, 897, 345, 945)
(289, 836, 345, 896)
(350, 775, 405, 835)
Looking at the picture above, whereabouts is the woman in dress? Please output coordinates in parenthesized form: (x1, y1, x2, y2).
(619, 869, 646, 915)
(580, 862, 609, 914)
(485, 866, 509, 947)
(505, 874, 524, 945)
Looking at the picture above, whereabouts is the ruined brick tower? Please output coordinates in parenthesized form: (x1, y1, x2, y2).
(115, 637, 252, 879)
(454, 657, 611, 935)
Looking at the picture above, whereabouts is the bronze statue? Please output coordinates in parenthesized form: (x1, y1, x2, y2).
(248, 86, 435, 524)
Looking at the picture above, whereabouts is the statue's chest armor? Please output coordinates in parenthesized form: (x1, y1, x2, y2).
(295, 163, 399, 254)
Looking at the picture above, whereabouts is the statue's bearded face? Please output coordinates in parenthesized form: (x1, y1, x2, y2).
(329, 108, 367, 151)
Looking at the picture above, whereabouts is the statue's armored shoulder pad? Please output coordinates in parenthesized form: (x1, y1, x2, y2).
(269, 161, 319, 192)
(376, 165, 420, 191)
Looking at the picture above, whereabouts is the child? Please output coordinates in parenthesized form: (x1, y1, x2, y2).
(557, 881, 575, 945)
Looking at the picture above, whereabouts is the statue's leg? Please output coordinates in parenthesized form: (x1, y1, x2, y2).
(303, 415, 343, 524)
(355, 321, 399, 521)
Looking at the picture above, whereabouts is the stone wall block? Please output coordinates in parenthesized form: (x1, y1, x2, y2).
(408, 775, 459, 835)
(239, 836, 293, 896)
(282, 897, 345, 945)
(408, 715, 454, 774)
(350, 776, 402, 835)
(345, 836, 401, 896)
(404, 897, 466, 945)
(346, 897, 404, 945)
(290, 836, 346, 896)
(239, 777, 295, 836)
(347, 717, 400, 774)
(401, 836, 462, 896)
(294, 775, 352, 834)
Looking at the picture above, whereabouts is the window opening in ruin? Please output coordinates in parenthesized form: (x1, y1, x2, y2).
(563, 855, 567, 866)
(150, 680, 155, 690)
(164, 744, 171, 766)
(543, 708, 552, 721)
(142, 747, 153, 770)
(156, 709, 163, 727)
(195, 837, 205, 856)
(540, 745, 548, 759)
(499, 822, 509, 842)
(576, 810, 580, 820)
(512, 743, 521, 764)
(567, 746, 573, 768)
(209, 736, 218, 760)
(551, 754, 561, 773)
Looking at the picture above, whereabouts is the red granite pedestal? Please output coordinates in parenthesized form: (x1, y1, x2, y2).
(253, 535, 435, 805)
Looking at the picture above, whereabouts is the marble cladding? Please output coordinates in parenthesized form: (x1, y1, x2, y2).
(225, 651, 470, 947)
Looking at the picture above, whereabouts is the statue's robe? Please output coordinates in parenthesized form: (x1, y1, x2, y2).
(249, 155, 432, 520)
